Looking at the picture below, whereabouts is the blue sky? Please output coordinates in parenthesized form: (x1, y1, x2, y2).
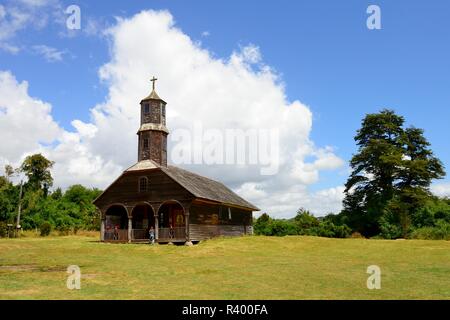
(1, 0, 449, 216)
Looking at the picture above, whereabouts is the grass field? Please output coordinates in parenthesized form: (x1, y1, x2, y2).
(0, 234, 449, 299)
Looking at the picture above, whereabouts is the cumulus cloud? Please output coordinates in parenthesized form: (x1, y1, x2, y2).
(431, 183, 450, 198)
(0, 70, 122, 188)
(0, 10, 345, 217)
(0, 71, 61, 162)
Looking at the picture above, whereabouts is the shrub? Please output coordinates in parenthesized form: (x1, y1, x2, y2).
(379, 214, 403, 239)
(0, 221, 8, 238)
(315, 221, 351, 238)
(253, 213, 273, 236)
(39, 222, 52, 236)
(270, 220, 297, 236)
(410, 221, 450, 240)
(351, 232, 364, 238)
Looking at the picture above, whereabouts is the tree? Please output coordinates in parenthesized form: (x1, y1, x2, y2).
(343, 109, 445, 237)
(4, 165, 15, 182)
(344, 109, 405, 236)
(294, 208, 319, 234)
(0, 176, 19, 222)
(20, 154, 54, 192)
(253, 213, 272, 235)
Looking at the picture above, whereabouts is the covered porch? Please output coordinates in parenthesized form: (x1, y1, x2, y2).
(100, 201, 190, 243)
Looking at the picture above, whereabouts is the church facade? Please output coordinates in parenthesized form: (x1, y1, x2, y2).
(93, 79, 259, 244)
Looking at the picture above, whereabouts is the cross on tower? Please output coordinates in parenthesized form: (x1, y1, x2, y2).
(150, 76, 158, 91)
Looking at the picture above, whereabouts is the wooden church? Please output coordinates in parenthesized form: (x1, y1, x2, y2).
(94, 78, 259, 244)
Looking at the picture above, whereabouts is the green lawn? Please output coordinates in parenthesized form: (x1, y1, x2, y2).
(0, 234, 449, 299)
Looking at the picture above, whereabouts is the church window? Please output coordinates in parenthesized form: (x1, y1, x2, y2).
(139, 177, 148, 192)
(144, 103, 150, 114)
(143, 138, 149, 149)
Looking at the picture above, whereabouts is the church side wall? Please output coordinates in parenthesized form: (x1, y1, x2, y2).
(189, 202, 253, 241)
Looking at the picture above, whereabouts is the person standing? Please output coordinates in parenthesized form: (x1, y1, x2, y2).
(113, 225, 119, 240)
(149, 226, 155, 244)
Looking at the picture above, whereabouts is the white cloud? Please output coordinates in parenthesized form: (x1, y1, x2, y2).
(239, 44, 262, 64)
(431, 182, 450, 198)
(0, 70, 61, 161)
(32, 45, 66, 62)
(17, 0, 55, 7)
(0, 70, 122, 188)
(0, 0, 62, 53)
(0, 42, 20, 54)
(0, 10, 345, 217)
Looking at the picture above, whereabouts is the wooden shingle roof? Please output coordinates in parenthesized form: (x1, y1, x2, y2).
(161, 165, 260, 211)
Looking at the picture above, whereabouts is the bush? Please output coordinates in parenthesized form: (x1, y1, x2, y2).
(410, 221, 450, 240)
(316, 221, 351, 238)
(351, 232, 364, 238)
(0, 221, 8, 238)
(379, 214, 403, 239)
(253, 213, 273, 236)
(269, 220, 297, 236)
(39, 222, 52, 236)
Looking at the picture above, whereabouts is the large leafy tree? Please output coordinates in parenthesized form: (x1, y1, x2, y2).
(20, 154, 55, 192)
(343, 109, 445, 236)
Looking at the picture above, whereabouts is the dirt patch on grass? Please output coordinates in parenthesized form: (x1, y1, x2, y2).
(0, 265, 37, 272)
(0, 264, 66, 272)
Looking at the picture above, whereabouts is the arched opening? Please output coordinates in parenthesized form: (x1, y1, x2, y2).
(157, 201, 186, 241)
(131, 203, 155, 240)
(104, 205, 128, 241)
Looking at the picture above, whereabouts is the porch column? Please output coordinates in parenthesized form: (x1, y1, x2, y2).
(128, 217, 132, 243)
(184, 206, 192, 246)
(100, 218, 105, 241)
(154, 214, 159, 240)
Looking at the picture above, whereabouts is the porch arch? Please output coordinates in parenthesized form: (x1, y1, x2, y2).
(157, 200, 187, 242)
(130, 202, 155, 240)
(104, 204, 128, 241)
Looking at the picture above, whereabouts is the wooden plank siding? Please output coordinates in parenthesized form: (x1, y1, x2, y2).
(94, 169, 194, 212)
(189, 202, 253, 241)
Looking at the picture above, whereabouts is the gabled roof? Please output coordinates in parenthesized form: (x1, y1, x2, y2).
(161, 165, 260, 211)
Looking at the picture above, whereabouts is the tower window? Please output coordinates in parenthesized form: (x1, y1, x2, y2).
(143, 138, 149, 149)
(144, 103, 150, 114)
(139, 177, 148, 192)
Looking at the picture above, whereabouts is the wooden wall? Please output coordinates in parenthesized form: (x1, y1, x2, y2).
(94, 169, 193, 212)
(189, 202, 253, 241)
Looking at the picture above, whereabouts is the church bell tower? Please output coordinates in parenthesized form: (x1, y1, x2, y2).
(138, 77, 168, 166)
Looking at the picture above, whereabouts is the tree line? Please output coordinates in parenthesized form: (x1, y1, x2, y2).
(0, 154, 102, 237)
(1, 109, 449, 239)
(254, 109, 450, 240)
